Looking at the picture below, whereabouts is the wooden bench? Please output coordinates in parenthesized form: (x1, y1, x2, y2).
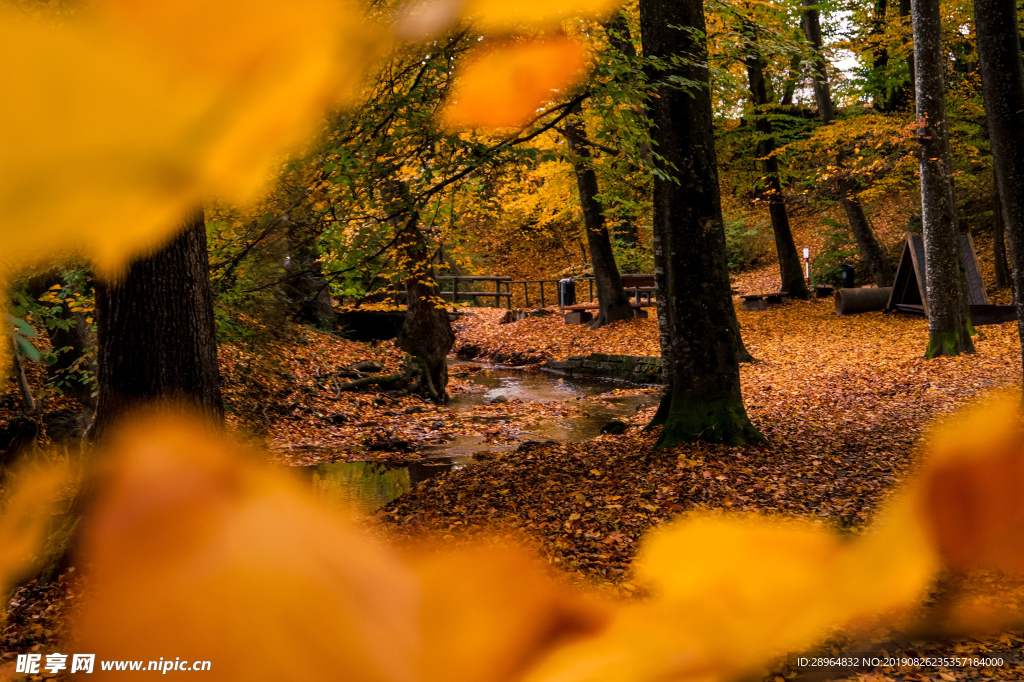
(741, 291, 789, 311)
(562, 301, 655, 324)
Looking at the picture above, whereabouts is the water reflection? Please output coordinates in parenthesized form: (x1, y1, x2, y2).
(291, 457, 469, 517)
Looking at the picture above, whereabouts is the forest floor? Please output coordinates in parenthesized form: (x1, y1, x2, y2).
(5, 290, 1024, 680)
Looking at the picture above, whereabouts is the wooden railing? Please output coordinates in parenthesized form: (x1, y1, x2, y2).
(437, 275, 655, 309)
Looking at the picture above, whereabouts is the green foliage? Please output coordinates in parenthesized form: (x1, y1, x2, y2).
(811, 218, 858, 286)
(724, 218, 771, 272)
(612, 239, 653, 273)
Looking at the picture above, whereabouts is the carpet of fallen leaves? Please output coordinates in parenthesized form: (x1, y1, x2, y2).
(384, 296, 1024, 681)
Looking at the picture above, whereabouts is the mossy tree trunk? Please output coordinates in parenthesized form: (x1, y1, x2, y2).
(640, 0, 764, 447)
(395, 215, 454, 402)
(911, 0, 975, 358)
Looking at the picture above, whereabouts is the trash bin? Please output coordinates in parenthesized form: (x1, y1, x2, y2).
(839, 264, 855, 288)
(558, 278, 576, 307)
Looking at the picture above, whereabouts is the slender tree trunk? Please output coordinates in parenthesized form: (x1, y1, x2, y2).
(40, 208, 224, 583)
(641, 0, 763, 446)
(911, 0, 975, 357)
(563, 118, 634, 328)
(885, 0, 916, 110)
(744, 37, 810, 299)
(993, 179, 1011, 289)
(801, 0, 835, 123)
(872, 0, 892, 111)
(976, 0, 1024, 374)
(90, 208, 224, 442)
(803, 1, 894, 286)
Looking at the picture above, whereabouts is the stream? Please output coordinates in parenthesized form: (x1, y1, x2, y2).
(293, 362, 656, 516)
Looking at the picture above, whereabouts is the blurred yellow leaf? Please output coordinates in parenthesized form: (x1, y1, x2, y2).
(0, 464, 68, 597)
(0, 1, 380, 277)
(443, 38, 587, 129)
(413, 545, 609, 682)
(73, 413, 419, 681)
(525, 513, 935, 682)
(463, 0, 622, 28)
(915, 396, 1024, 573)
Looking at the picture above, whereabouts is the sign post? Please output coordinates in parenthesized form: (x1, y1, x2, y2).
(803, 248, 810, 286)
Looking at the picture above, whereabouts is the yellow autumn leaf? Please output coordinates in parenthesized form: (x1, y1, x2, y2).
(443, 38, 587, 129)
(0, 1, 381, 278)
(72, 411, 420, 681)
(525, 513, 935, 682)
(0, 464, 69, 598)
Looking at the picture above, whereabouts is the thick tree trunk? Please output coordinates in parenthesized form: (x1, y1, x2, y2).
(744, 40, 810, 299)
(641, 0, 763, 447)
(911, 0, 975, 357)
(395, 216, 455, 401)
(802, 2, 894, 286)
(40, 208, 223, 583)
(871, 0, 892, 111)
(976, 0, 1024, 374)
(563, 118, 634, 328)
(90, 208, 224, 442)
(993, 179, 1011, 289)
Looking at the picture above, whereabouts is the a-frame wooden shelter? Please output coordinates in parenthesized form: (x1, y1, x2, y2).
(885, 233, 987, 316)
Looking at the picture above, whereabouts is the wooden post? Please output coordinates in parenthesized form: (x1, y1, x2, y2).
(452, 278, 459, 309)
(588, 278, 593, 302)
(540, 281, 545, 307)
(523, 282, 530, 307)
(506, 281, 512, 309)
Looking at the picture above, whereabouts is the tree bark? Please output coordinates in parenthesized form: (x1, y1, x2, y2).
(801, 0, 835, 123)
(993, 178, 1011, 289)
(802, 1, 894, 286)
(976, 0, 1024, 372)
(641, 0, 763, 446)
(744, 34, 810, 299)
(395, 216, 455, 401)
(90, 208, 224, 442)
(884, 0, 916, 111)
(563, 117, 634, 328)
(911, 0, 975, 357)
(40, 208, 223, 583)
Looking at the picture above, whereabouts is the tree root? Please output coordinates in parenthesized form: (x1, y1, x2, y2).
(333, 354, 440, 401)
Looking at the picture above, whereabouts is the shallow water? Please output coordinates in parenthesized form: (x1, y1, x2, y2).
(292, 362, 656, 515)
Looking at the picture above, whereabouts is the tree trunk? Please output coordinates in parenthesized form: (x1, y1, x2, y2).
(976, 0, 1024, 373)
(744, 36, 810, 299)
(90, 208, 224, 442)
(395, 216, 455, 401)
(803, 1, 894, 286)
(911, 0, 975, 357)
(871, 0, 892, 111)
(885, 0, 916, 111)
(641, 0, 763, 447)
(40, 208, 223, 583)
(283, 227, 335, 330)
(801, 0, 835, 123)
(993, 178, 1011, 289)
(839, 174, 895, 286)
(563, 117, 634, 328)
